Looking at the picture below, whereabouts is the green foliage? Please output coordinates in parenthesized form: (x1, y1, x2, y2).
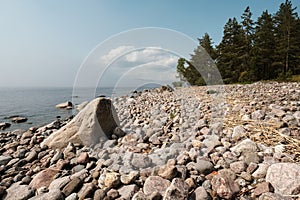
(176, 1, 300, 85)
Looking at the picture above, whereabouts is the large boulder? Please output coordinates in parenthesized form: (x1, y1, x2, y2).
(42, 97, 125, 149)
(266, 163, 300, 195)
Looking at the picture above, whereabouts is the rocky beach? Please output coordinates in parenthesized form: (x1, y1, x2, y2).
(0, 81, 300, 200)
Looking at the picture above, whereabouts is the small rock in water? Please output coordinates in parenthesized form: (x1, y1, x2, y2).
(11, 117, 28, 123)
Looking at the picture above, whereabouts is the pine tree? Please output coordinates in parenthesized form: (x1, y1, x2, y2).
(240, 6, 254, 80)
(274, 0, 299, 77)
(251, 10, 276, 80)
(198, 33, 217, 60)
(217, 17, 244, 83)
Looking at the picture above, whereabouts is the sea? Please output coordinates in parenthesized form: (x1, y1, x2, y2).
(0, 87, 135, 131)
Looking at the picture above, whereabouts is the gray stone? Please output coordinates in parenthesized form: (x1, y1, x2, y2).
(251, 110, 265, 120)
(118, 184, 139, 200)
(271, 108, 285, 117)
(252, 163, 269, 179)
(42, 98, 122, 149)
(202, 134, 220, 149)
(232, 125, 246, 140)
(48, 176, 71, 191)
(132, 191, 147, 200)
(195, 159, 214, 175)
(230, 139, 257, 154)
(193, 186, 210, 200)
(0, 155, 12, 165)
(0, 122, 11, 130)
(258, 192, 293, 200)
(4, 181, 35, 200)
(266, 163, 300, 195)
(55, 101, 72, 109)
(93, 189, 106, 200)
(28, 189, 64, 200)
(65, 193, 78, 200)
(11, 117, 28, 123)
(131, 153, 152, 169)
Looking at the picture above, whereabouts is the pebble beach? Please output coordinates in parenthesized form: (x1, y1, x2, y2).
(1, 81, 300, 200)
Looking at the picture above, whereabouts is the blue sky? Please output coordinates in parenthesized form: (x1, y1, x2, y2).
(0, 0, 299, 87)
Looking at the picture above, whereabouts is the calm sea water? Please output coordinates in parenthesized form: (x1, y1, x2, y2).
(0, 87, 133, 131)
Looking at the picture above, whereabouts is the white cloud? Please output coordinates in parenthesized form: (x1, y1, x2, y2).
(101, 45, 134, 64)
(99, 46, 180, 87)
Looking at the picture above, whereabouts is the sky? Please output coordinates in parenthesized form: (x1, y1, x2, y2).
(0, 0, 299, 88)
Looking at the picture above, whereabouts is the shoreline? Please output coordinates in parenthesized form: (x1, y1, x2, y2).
(0, 81, 300, 199)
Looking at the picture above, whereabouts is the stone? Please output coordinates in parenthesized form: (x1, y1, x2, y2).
(50, 150, 63, 164)
(118, 184, 139, 200)
(4, 181, 35, 200)
(211, 172, 240, 199)
(195, 159, 214, 175)
(55, 101, 73, 109)
(192, 186, 210, 200)
(131, 153, 152, 169)
(29, 168, 59, 189)
(230, 139, 257, 155)
(107, 189, 119, 199)
(28, 189, 64, 200)
(232, 125, 246, 140)
(143, 176, 171, 196)
(132, 191, 147, 200)
(25, 150, 38, 162)
(104, 172, 121, 188)
(272, 108, 286, 117)
(251, 110, 265, 120)
(258, 192, 293, 200)
(247, 162, 258, 174)
(76, 101, 89, 111)
(158, 164, 178, 180)
(252, 163, 269, 179)
(22, 176, 32, 184)
(93, 189, 106, 200)
(149, 191, 162, 200)
(163, 178, 189, 200)
(192, 140, 202, 148)
(266, 163, 300, 195)
(42, 98, 122, 149)
(65, 193, 78, 200)
(48, 176, 71, 191)
(0, 122, 11, 130)
(243, 152, 260, 165)
(0, 155, 12, 165)
(185, 178, 196, 190)
(62, 177, 83, 197)
(230, 161, 246, 174)
(202, 134, 220, 149)
(77, 152, 89, 164)
(120, 171, 139, 185)
(78, 183, 96, 200)
(11, 117, 28, 123)
(253, 182, 272, 196)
